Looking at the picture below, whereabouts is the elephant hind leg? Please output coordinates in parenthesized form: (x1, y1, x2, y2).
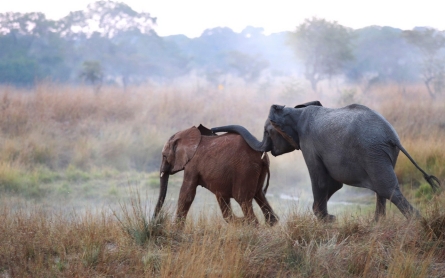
(217, 196, 234, 223)
(254, 191, 279, 226)
(387, 188, 420, 219)
(374, 194, 386, 222)
(240, 201, 259, 225)
(370, 167, 419, 219)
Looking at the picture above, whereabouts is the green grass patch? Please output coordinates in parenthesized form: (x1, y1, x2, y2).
(0, 163, 23, 192)
(65, 165, 91, 182)
(415, 183, 434, 201)
(146, 172, 160, 188)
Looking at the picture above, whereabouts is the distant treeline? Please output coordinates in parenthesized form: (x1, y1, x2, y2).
(1, 1, 444, 94)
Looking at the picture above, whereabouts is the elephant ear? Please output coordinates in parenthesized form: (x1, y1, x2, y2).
(269, 120, 300, 150)
(198, 124, 216, 136)
(294, 100, 323, 108)
(171, 126, 202, 173)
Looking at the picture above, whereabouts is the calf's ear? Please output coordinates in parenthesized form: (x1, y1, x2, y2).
(171, 127, 202, 173)
(197, 124, 216, 136)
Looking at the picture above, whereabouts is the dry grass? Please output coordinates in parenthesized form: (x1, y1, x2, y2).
(1, 192, 445, 277)
(0, 82, 313, 199)
(0, 83, 274, 172)
(0, 81, 444, 276)
(0, 82, 443, 188)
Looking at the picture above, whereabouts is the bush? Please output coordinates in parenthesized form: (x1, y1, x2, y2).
(415, 183, 434, 200)
(0, 162, 22, 192)
(113, 190, 170, 246)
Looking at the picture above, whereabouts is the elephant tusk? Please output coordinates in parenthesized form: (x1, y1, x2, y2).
(261, 152, 265, 159)
(160, 172, 164, 178)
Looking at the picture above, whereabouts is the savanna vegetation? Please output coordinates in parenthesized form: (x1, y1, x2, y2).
(1, 1, 445, 276)
(0, 81, 444, 276)
(2, 0, 445, 97)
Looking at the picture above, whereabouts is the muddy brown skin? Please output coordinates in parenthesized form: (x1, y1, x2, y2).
(154, 125, 278, 226)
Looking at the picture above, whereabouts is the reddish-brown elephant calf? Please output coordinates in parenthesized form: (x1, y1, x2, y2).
(154, 125, 278, 226)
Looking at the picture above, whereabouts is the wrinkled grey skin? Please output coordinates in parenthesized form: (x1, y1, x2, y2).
(212, 101, 440, 221)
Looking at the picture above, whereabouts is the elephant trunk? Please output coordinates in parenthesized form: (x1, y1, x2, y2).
(154, 162, 170, 218)
(211, 125, 272, 152)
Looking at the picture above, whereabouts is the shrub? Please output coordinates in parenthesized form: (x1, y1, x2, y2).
(0, 162, 22, 192)
(415, 183, 434, 200)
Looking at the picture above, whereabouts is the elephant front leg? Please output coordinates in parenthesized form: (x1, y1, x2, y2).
(312, 190, 333, 222)
(302, 152, 338, 222)
(240, 201, 259, 225)
(176, 177, 198, 225)
(307, 161, 338, 222)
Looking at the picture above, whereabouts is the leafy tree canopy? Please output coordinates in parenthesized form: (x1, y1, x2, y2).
(58, 0, 156, 39)
(403, 28, 445, 98)
(288, 17, 354, 91)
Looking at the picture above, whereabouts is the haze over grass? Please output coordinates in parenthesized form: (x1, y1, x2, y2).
(0, 81, 444, 276)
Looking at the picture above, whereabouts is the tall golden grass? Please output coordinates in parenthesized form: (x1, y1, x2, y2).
(0, 82, 442, 180)
(0, 82, 444, 276)
(1, 192, 445, 277)
(0, 82, 443, 206)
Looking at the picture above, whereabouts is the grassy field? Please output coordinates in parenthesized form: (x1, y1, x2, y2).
(0, 81, 444, 276)
(1, 192, 445, 277)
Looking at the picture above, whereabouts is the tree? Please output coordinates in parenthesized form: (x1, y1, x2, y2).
(0, 1, 192, 86)
(288, 17, 354, 92)
(59, 1, 159, 86)
(80, 60, 102, 83)
(0, 12, 70, 85)
(403, 28, 445, 98)
(57, 0, 156, 39)
(79, 60, 103, 92)
(226, 51, 269, 83)
(345, 26, 419, 92)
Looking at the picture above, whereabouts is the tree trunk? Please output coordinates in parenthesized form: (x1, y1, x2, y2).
(424, 78, 436, 99)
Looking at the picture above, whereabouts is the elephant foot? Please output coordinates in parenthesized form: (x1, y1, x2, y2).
(374, 212, 386, 222)
(314, 210, 336, 223)
(322, 214, 336, 223)
(233, 216, 259, 226)
(266, 214, 279, 226)
(174, 216, 187, 230)
(223, 214, 242, 223)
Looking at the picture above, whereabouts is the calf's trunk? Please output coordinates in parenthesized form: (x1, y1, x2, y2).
(154, 171, 170, 218)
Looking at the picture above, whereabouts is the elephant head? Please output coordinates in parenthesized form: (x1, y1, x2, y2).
(154, 126, 201, 217)
(211, 101, 322, 157)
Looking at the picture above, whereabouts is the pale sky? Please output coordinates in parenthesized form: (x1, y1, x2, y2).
(1, 0, 444, 37)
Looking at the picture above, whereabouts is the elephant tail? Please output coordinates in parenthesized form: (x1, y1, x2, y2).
(396, 142, 441, 191)
(262, 154, 271, 194)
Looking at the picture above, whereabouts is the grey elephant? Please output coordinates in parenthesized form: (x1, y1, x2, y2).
(154, 124, 278, 226)
(212, 101, 440, 221)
